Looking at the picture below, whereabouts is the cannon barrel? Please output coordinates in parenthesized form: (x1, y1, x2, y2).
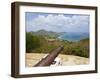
(34, 45, 64, 67)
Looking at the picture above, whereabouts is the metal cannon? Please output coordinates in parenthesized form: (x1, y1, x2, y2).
(34, 45, 64, 67)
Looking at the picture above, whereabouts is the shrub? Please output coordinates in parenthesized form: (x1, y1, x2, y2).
(26, 33, 41, 52)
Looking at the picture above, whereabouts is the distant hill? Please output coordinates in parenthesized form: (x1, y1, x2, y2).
(30, 29, 61, 39)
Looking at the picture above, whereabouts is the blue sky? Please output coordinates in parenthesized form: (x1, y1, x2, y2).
(25, 12, 89, 33)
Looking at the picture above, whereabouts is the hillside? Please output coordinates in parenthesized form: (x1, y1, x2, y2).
(26, 31, 89, 58)
(30, 29, 61, 39)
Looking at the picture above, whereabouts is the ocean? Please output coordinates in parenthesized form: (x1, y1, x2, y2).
(58, 32, 89, 42)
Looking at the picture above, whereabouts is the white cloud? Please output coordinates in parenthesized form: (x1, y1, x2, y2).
(26, 14, 89, 32)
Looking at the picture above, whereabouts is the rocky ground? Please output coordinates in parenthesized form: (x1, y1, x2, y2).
(26, 53, 89, 67)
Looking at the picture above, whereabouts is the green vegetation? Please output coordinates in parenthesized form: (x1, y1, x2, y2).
(26, 33, 41, 52)
(62, 39, 89, 58)
(30, 29, 60, 39)
(26, 31, 89, 58)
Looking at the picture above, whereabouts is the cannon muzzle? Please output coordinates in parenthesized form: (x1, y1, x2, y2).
(34, 45, 64, 67)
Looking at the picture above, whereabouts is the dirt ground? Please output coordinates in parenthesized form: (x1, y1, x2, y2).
(26, 53, 89, 67)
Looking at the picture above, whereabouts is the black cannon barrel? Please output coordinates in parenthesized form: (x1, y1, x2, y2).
(34, 45, 64, 67)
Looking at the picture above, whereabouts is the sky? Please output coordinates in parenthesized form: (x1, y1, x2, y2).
(25, 12, 89, 33)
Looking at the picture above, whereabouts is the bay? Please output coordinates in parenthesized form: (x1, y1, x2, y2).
(58, 32, 89, 42)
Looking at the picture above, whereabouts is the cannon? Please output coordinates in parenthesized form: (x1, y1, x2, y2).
(34, 45, 64, 67)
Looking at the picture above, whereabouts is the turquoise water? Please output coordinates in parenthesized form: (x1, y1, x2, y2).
(58, 32, 89, 42)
